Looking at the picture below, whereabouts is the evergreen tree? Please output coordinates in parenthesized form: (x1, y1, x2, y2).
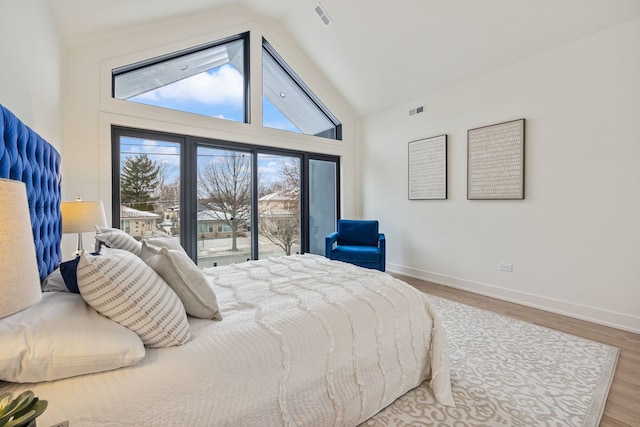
(121, 154, 160, 211)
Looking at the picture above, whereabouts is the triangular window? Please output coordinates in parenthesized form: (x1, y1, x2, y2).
(262, 39, 341, 140)
(113, 33, 249, 123)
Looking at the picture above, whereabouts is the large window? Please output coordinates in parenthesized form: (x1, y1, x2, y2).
(262, 39, 341, 140)
(111, 32, 341, 263)
(196, 146, 252, 267)
(113, 129, 184, 244)
(112, 32, 341, 140)
(257, 153, 301, 259)
(112, 127, 339, 267)
(113, 33, 249, 123)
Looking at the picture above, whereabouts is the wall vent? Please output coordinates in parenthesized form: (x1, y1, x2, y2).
(314, 3, 333, 28)
(409, 105, 425, 116)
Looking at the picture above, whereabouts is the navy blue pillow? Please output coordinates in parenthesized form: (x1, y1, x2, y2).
(59, 252, 100, 293)
(59, 257, 81, 293)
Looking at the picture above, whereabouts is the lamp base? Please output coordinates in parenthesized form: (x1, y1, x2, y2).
(74, 232, 84, 258)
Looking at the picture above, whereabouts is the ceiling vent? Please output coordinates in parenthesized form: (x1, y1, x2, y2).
(314, 3, 333, 28)
(409, 105, 425, 116)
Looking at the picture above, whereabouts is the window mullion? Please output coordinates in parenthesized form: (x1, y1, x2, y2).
(182, 138, 197, 263)
(251, 152, 259, 261)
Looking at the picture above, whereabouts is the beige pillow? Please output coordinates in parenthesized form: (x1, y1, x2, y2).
(140, 240, 222, 320)
(77, 248, 191, 348)
(94, 225, 142, 255)
(0, 292, 145, 382)
(151, 228, 172, 237)
(144, 234, 184, 252)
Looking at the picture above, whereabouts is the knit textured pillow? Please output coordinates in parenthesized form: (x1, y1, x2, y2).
(94, 226, 142, 255)
(77, 248, 191, 348)
(140, 240, 222, 320)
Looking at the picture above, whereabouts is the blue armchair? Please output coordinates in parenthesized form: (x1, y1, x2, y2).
(325, 219, 386, 271)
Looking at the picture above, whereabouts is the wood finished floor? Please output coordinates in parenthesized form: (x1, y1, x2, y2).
(394, 273, 640, 427)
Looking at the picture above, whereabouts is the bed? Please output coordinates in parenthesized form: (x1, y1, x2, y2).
(0, 103, 453, 426)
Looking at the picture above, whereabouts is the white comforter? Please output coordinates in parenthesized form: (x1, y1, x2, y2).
(3, 254, 453, 426)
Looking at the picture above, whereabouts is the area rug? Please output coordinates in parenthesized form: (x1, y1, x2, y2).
(362, 295, 619, 427)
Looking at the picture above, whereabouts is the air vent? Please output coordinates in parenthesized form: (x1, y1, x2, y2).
(409, 105, 425, 116)
(314, 3, 333, 28)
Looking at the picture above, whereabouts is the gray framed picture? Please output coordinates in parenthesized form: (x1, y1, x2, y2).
(408, 134, 447, 200)
(467, 119, 525, 200)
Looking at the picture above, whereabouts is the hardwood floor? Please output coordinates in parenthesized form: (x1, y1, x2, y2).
(394, 273, 640, 427)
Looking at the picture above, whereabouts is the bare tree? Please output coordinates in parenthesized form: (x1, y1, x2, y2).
(154, 163, 180, 212)
(259, 160, 300, 256)
(198, 152, 251, 251)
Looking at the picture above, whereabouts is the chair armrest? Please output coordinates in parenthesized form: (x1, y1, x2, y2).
(378, 233, 386, 251)
(325, 232, 339, 257)
(379, 233, 386, 271)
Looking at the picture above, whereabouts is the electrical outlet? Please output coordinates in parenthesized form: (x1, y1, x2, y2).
(499, 262, 513, 272)
(49, 422, 69, 427)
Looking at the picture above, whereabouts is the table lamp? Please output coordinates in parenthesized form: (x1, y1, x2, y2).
(0, 178, 42, 318)
(61, 195, 108, 256)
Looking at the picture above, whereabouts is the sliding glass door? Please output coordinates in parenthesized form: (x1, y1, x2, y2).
(197, 146, 252, 268)
(112, 128, 183, 246)
(113, 126, 339, 267)
(308, 158, 337, 255)
(258, 153, 301, 259)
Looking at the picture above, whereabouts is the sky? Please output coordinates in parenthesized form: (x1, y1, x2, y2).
(120, 61, 303, 187)
(129, 64, 299, 132)
(120, 138, 297, 188)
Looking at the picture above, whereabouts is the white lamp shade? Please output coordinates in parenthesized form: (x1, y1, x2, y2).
(61, 199, 108, 233)
(0, 178, 42, 318)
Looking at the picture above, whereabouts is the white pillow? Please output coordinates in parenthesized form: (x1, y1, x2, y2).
(41, 267, 67, 292)
(41, 257, 85, 293)
(140, 241, 222, 320)
(144, 234, 184, 252)
(94, 225, 142, 255)
(0, 292, 145, 383)
(77, 248, 191, 348)
(151, 228, 172, 237)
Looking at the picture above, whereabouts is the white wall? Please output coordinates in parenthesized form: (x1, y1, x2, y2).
(362, 18, 640, 333)
(0, 0, 63, 150)
(61, 4, 360, 254)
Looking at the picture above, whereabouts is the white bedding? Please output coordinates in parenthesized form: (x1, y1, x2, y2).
(0, 254, 452, 426)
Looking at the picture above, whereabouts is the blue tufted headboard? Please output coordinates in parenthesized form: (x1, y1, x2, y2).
(0, 104, 62, 281)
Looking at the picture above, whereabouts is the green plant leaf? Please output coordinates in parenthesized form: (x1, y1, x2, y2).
(0, 392, 33, 421)
(31, 400, 47, 419)
(3, 409, 35, 427)
(0, 392, 13, 414)
(0, 401, 19, 425)
(10, 397, 38, 421)
(0, 391, 47, 427)
(0, 413, 12, 426)
(0, 391, 46, 427)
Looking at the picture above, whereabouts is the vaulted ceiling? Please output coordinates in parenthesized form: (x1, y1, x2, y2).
(48, 0, 640, 118)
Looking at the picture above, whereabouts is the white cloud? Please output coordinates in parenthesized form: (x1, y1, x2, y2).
(139, 140, 180, 156)
(136, 64, 243, 105)
(121, 139, 181, 180)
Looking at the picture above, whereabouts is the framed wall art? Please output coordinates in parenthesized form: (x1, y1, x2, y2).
(467, 119, 525, 200)
(408, 134, 447, 200)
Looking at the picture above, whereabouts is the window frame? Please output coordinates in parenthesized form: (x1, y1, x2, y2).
(112, 32, 251, 124)
(262, 38, 342, 140)
(112, 126, 340, 263)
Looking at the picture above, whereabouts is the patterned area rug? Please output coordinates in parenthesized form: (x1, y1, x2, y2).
(362, 295, 619, 427)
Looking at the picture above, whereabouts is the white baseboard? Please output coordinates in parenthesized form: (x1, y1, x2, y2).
(388, 263, 640, 335)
